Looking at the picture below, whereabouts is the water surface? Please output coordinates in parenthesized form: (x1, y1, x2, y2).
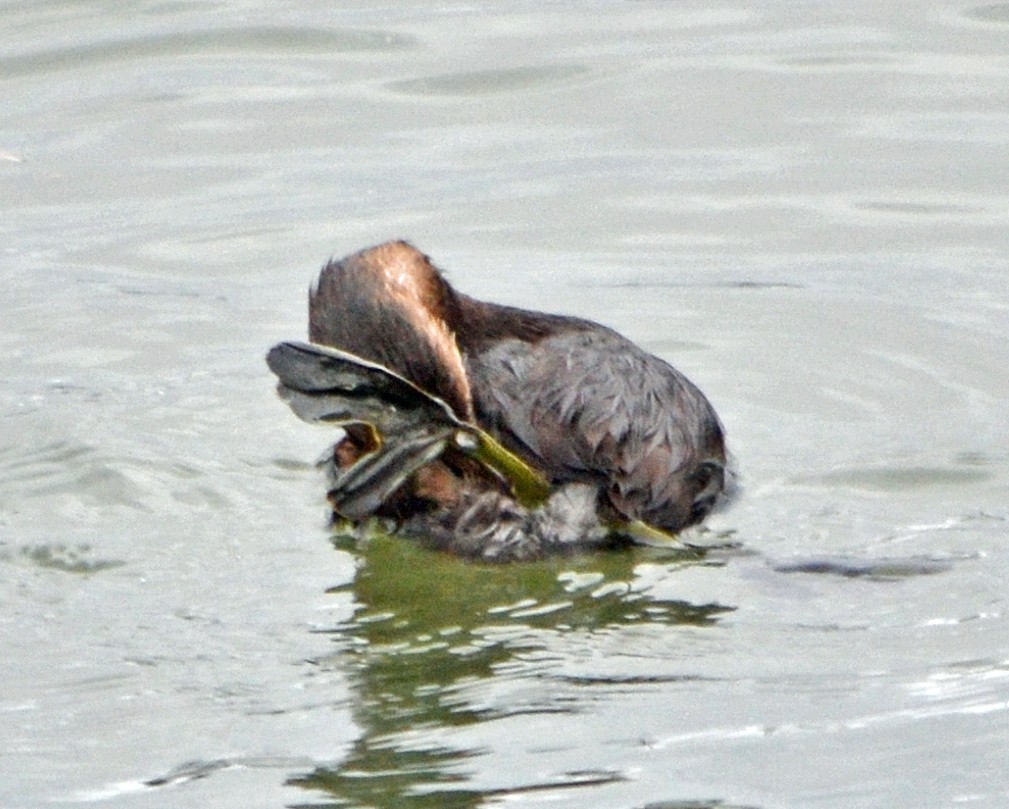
(2, 2, 1008, 807)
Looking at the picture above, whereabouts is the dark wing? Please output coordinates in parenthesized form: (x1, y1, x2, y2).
(267, 341, 551, 511)
(467, 329, 726, 532)
(267, 341, 463, 429)
(267, 341, 464, 518)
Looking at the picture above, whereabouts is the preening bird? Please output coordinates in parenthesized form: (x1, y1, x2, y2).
(268, 241, 727, 561)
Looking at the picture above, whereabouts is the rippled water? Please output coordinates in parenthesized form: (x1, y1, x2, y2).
(3, 2, 1008, 807)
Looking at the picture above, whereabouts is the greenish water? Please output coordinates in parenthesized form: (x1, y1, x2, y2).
(292, 535, 730, 807)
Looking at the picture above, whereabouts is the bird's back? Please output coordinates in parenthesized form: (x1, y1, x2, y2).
(460, 307, 726, 532)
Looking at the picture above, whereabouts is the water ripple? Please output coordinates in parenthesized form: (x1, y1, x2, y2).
(388, 64, 591, 96)
(800, 465, 992, 492)
(965, 4, 1009, 23)
(1, 26, 415, 77)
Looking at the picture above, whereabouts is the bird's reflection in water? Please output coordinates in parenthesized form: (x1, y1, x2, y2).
(286, 534, 734, 808)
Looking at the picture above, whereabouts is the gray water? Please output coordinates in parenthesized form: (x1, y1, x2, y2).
(3, 2, 1008, 807)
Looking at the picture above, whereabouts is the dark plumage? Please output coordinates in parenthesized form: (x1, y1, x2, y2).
(270, 241, 727, 560)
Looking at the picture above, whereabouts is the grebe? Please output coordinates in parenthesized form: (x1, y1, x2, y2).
(268, 241, 727, 561)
